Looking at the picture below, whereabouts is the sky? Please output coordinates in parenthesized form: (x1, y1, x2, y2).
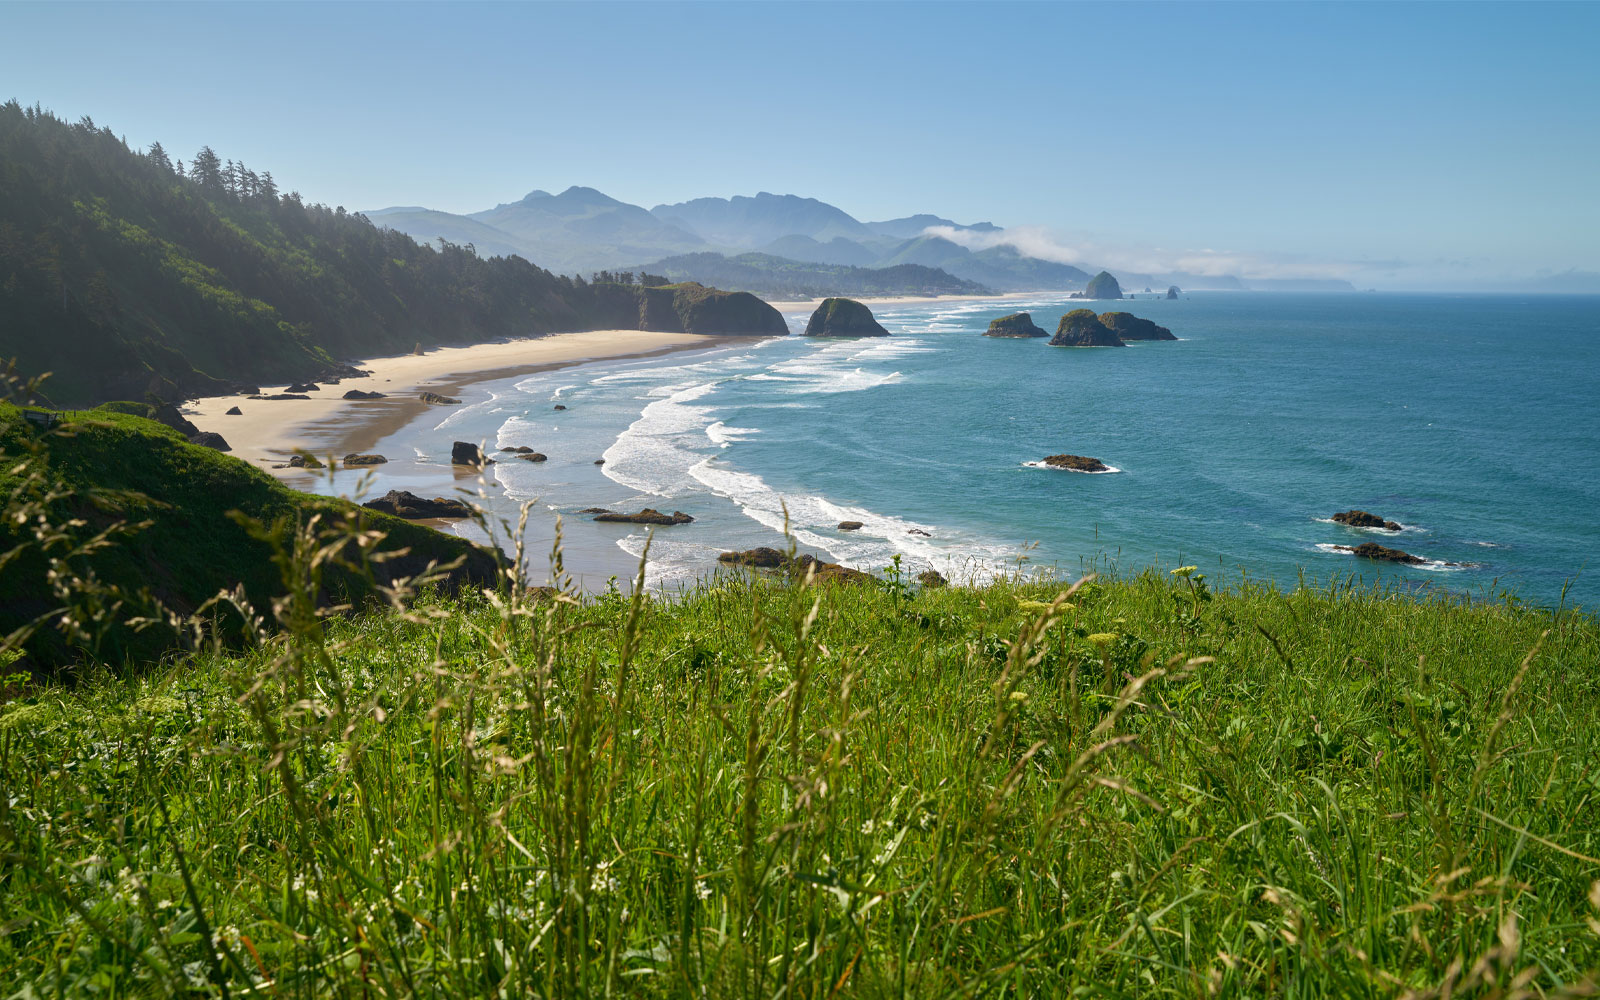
(4, 1, 1597, 288)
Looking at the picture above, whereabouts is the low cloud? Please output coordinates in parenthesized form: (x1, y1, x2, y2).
(922, 224, 1385, 281)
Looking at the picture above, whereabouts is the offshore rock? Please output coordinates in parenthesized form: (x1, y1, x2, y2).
(1049, 310, 1124, 347)
(1098, 312, 1177, 341)
(594, 508, 694, 525)
(362, 490, 472, 519)
(983, 312, 1049, 338)
(837, 520, 865, 531)
(1336, 542, 1425, 564)
(451, 441, 494, 468)
(1041, 454, 1110, 472)
(1332, 510, 1403, 531)
(1167, 286, 1181, 299)
(803, 297, 890, 337)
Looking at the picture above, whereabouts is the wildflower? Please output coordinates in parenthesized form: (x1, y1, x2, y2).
(1086, 633, 1118, 646)
(1171, 565, 1198, 577)
(1009, 690, 1029, 702)
(860, 819, 875, 835)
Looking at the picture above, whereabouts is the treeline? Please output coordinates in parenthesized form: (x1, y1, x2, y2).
(0, 103, 702, 405)
(634, 251, 991, 300)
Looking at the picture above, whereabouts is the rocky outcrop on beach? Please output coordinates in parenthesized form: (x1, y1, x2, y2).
(1049, 310, 1125, 347)
(1336, 542, 1425, 564)
(188, 431, 230, 451)
(225, 406, 242, 415)
(451, 441, 494, 468)
(594, 508, 694, 525)
(343, 453, 387, 466)
(1041, 453, 1110, 472)
(286, 454, 323, 469)
(716, 548, 874, 584)
(362, 490, 472, 519)
(918, 569, 947, 588)
(343, 389, 385, 400)
(838, 520, 864, 531)
(803, 297, 890, 337)
(984, 312, 1049, 338)
(1069, 271, 1123, 300)
(420, 392, 461, 405)
(1332, 510, 1403, 531)
(1167, 286, 1181, 299)
(1098, 312, 1177, 341)
(515, 452, 547, 462)
(250, 393, 311, 401)
(285, 382, 320, 393)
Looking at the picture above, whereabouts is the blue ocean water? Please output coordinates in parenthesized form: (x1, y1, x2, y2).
(322, 292, 1600, 607)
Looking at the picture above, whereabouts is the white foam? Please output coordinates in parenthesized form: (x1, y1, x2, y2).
(705, 421, 760, 447)
(1314, 544, 1474, 572)
(1023, 460, 1122, 474)
(600, 381, 722, 498)
(1313, 517, 1415, 533)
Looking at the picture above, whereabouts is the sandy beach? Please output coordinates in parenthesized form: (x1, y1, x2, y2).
(185, 330, 740, 476)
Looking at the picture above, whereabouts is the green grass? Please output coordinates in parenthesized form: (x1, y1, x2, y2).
(2, 538, 1597, 996)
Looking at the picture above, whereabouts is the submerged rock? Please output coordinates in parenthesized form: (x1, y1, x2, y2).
(594, 508, 694, 525)
(515, 452, 548, 462)
(803, 297, 890, 337)
(1049, 310, 1124, 347)
(1041, 454, 1110, 472)
(362, 490, 472, 519)
(1098, 312, 1177, 341)
(420, 391, 461, 405)
(908, 528, 932, 537)
(451, 441, 494, 468)
(1332, 510, 1403, 531)
(838, 520, 865, 531)
(984, 312, 1049, 338)
(1336, 542, 1425, 564)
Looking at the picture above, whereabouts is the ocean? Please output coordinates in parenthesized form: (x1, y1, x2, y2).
(304, 292, 1600, 608)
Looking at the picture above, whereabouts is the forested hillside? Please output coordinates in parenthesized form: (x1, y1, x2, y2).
(0, 104, 775, 406)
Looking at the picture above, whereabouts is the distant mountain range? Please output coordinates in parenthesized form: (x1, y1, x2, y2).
(364, 187, 1356, 297)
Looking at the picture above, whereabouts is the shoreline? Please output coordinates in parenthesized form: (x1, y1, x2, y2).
(185, 331, 745, 478)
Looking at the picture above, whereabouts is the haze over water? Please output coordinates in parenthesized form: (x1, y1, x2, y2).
(319, 292, 1600, 608)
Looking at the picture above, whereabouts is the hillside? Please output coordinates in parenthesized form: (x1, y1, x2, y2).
(465, 186, 707, 273)
(0, 401, 499, 671)
(0, 106, 779, 407)
(650, 191, 873, 248)
(2, 546, 1595, 992)
(637, 252, 991, 299)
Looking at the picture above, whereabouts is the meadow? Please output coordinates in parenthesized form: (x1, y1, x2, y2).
(3, 509, 1597, 996)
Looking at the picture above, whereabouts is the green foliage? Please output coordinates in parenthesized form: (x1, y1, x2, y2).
(0, 508, 1596, 994)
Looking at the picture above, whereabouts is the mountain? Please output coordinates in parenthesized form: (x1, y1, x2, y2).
(759, 234, 880, 267)
(0, 105, 773, 406)
(651, 192, 874, 249)
(360, 206, 529, 258)
(863, 214, 1001, 239)
(459, 186, 707, 273)
(877, 236, 1091, 291)
(635, 252, 991, 300)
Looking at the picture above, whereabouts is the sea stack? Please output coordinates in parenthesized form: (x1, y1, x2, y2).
(983, 312, 1049, 338)
(1083, 271, 1124, 300)
(802, 297, 890, 337)
(1098, 312, 1177, 341)
(1166, 285, 1181, 299)
(1049, 309, 1125, 347)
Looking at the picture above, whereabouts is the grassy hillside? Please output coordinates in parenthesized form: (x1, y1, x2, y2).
(0, 401, 499, 671)
(1, 531, 1595, 993)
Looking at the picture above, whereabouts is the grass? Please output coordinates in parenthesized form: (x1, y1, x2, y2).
(2, 524, 1597, 996)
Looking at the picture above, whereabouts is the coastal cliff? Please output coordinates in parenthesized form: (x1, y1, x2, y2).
(1098, 312, 1177, 341)
(983, 312, 1049, 338)
(803, 297, 890, 337)
(1050, 309, 1125, 347)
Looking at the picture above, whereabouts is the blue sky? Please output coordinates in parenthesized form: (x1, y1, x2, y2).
(5, 1, 1596, 286)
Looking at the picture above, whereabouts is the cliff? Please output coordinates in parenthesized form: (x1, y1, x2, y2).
(803, 297, 890, 337)
(1098, 312, 1177, 341)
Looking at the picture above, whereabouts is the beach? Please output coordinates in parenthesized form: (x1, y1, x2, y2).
(184, 330, 740, 476)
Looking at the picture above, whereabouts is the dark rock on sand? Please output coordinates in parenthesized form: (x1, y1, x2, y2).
(501, 445, 536, 453)
(362, 490, 472, 519)
(188, 431, 230, 451)
(287, 454, 324, 469)
(594, 459, 605, 465)
(1336, 542, 1425, 564)
(917, 569, 947, 588)
(451, 441, 494, 468)
(1050, 310, 1124, 347)
(838, 520, 865, 531)
(420, 391, 461, 405)
(285, 383, 320, 393)
(594, 508, 694, 525)
(803, 297, 890, 337)
(1041, 454, 1110, 472)
(250, 393, 311, 401)
(1098, 312, 1177, 341)
(984, 312, 1049, 338)
(343, 389, 386, 400)
(343, 453, 388, 466)
(225, 406, 242, 415)
(1332, 510, 1403, 531)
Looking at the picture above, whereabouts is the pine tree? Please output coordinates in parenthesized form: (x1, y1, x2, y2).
(190, 146, 223, 190)
(146, 141, 172, 172)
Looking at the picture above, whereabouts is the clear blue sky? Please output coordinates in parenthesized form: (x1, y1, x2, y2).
(5, 1, 1597, 286)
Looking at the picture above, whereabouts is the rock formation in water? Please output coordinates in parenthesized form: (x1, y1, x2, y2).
(837, 520, 865, 531)
(1098, 312, 1177, 341)
(1166, 286, 1181, 299)
(1335, 542, 1424, 564)
(1332, 510, 1403, 531)
(1070, 271, 1123, 300)
(1049, 310, 1125, 347)
(803, 297, 890, 337)
(451, 441, 494, 468)
(593, 508, 694, 525)
(717, 547, 788, 568)
(983, 312, 1049, 338)
(343, 453, 387, 466)
(1040, 453, 1110, 472)
(420, 391, 461, 405)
